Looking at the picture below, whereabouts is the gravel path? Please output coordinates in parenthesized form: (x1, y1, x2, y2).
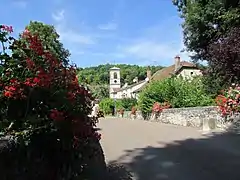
(98, 118, 240, 180)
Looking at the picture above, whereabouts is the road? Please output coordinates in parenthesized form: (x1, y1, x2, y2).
(98, 117, 240, 180)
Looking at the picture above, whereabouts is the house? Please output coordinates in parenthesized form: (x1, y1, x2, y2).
(151, 55, 202, 81)
(109, 67, 151, 99)
(132, 55, 203, 95)
(109, 55, 202, 99)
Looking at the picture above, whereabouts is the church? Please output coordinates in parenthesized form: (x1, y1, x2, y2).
(109, 55, 203, 100)
(109, 66, 151, 99)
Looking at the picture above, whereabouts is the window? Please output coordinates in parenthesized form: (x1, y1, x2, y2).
(113, 72, 118, 79)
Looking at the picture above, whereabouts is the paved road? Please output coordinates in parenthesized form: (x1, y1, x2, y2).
(98, 118, 240, 180)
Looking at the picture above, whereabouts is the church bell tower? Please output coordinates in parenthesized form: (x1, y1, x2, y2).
(109, 67, 121, 98)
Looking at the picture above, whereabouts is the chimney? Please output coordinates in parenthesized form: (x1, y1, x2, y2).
(174, 55, 181, 71)
(147, 66, 152, 82)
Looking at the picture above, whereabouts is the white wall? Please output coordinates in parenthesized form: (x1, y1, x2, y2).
(113, 81, 147, 99)
(109, 69, 121, 98)
(177, 69, 202, 79)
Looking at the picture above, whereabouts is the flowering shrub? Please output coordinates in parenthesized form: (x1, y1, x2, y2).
(138, 77, 214, 118)
(0, 25, 103, 179)
(118, 108, 125, 117)
(216, 84, 240, 117)
(152, 102, 171, 113)
(131, 106, 137, 115)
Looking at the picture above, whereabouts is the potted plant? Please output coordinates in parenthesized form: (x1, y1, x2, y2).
(118, 108, 125, 118)
(131, 106, 137, 119)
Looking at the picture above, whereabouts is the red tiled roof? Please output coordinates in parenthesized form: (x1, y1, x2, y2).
(151, 61, 197, 81)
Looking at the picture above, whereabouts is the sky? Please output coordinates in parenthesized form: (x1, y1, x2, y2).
(1, 0, 191, 67)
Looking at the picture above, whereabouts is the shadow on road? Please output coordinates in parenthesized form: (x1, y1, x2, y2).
(106, 163, 134, 180)
(107, 131, 240, 180)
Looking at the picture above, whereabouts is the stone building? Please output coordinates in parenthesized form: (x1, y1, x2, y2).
(109, 55, 203, 99)
(109, 67, 151, 99)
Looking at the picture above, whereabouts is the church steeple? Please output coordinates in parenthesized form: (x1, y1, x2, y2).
(109, 67, 121, 98)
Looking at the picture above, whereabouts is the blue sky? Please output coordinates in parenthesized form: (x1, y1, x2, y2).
(1, 0, 191, 67)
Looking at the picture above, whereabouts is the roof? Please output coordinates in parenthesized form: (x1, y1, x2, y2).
(113, 80, 147, 93)
(110, 66, 120, 70)
(151, 61, 197, 81)
(132, 83, 148, 93)
(151, 65, 175, 81)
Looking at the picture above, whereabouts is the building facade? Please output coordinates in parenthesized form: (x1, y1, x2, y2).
(109, 55, 203, 100)
(109, 67, 150, 99)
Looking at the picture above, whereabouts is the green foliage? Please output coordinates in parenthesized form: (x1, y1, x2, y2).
(138, 77, 214, 115)
(99, 98, 121, 115)
(89, 84, 109, 99)
(201, 71, 226, 98)
(173, 0, 240, 87)
(99, 98, 138, 114)
(0, 23, 104, 179)
(120, 98, 138, 111)
(77, 64, 163, 86)
(22, 21, 70, 66)
(173, 0, 240, 61)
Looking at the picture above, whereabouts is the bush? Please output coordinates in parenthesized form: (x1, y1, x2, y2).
(216, 84, 240, 118)
(99, 98, 123, 115)
(120, 98, 137, 111)
(138, 77, 214, 116)
(201, 70, 227, 98)
(0, 25, 105, 179)
(99, 98, 138, 115)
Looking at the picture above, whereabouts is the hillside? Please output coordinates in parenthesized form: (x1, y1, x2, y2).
(77, 64, 164, 86)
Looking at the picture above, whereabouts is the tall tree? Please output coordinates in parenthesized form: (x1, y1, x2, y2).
(19, 21, 70, 66)
(208, 27, 240, 83)
(173, 0, 240, 61)
(77, 64, 163, 86)
(173, 0, 240, 87)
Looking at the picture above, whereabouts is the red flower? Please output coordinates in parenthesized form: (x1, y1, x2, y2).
(215, 95, 227, 106)
(4, 91, 13, 97)
(0, 25, 13, 33)
(152, 102, 162, 113)
(33, 77, 40, 84)
(24, 78, 34, 87)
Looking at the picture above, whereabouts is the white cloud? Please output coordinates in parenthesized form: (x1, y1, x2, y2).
(52, 10, 95, 45)
(98, 22, 118, 30)
(12, 0, 27, 8)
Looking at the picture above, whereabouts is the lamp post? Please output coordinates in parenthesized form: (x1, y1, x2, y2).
(114, 96, 116, 116)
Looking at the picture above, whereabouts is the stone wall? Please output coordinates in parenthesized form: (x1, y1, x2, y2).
(155, 106, 218, 128)
(121, 106, 240, 133)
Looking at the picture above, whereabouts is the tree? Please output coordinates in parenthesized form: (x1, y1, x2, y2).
(173, 0, 240, 61)
(0, 24, 104, 179)
(138, 77, 214, 117)
(173, 0, 240, 88)
(89, 84, 109, 99)
(77, 64, 163, 86)
(19, 21, 70, 66)
(208, 27, 240, 83)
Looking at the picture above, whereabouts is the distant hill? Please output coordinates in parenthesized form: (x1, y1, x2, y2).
(77, 64, 164, 86)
